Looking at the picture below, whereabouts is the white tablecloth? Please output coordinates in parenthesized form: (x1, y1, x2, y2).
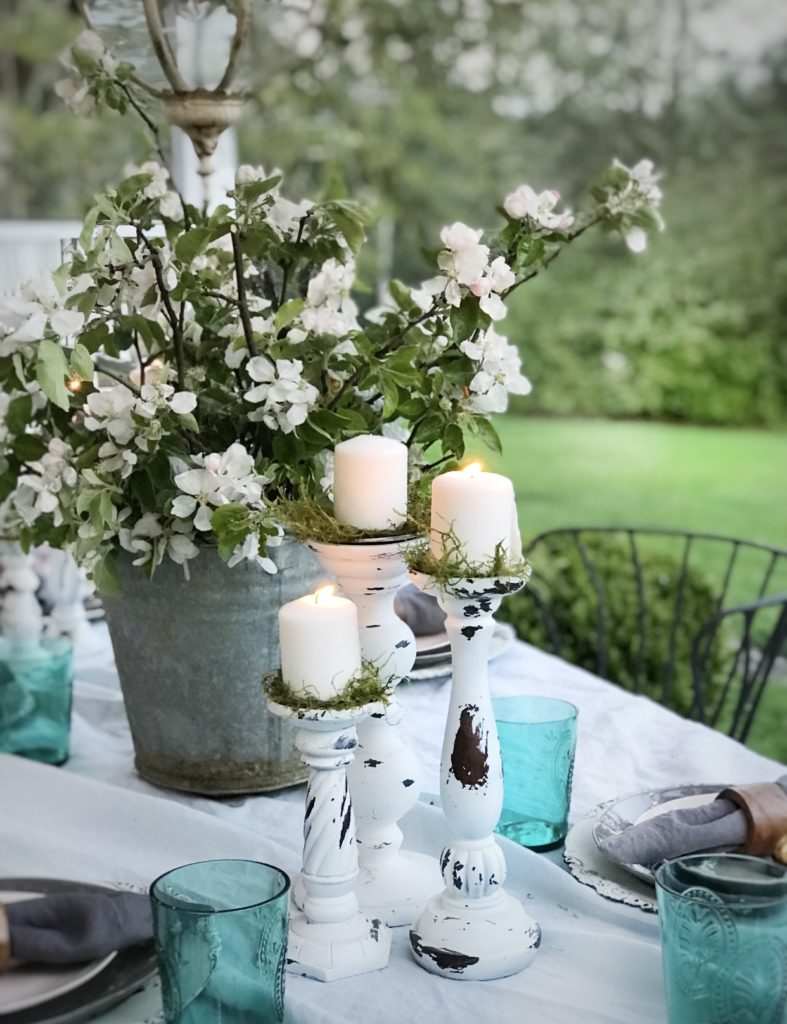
(0, 625, 783, 1024)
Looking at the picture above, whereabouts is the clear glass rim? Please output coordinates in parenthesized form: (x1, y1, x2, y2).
(150, 858, 291, 914)
(493, 695, 578, 725)
(655, 853, 787, 907)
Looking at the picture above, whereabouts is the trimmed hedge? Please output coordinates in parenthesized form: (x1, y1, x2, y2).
(499, 533, 728, 718)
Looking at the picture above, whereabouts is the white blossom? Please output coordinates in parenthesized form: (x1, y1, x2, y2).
(301, 257, 359, 336)
(173, 443, 268, 534)
(13, 439, 77, 528)
(0, 274, 86, 354)
(84, 385, 137, 445)
(54, 76, 95, 115)
(461, 327, 532, 413)
(227, 532, 277, 574)
(98, 440, 138, 479)
(245, 357, 319, 432)
(468, 255, 515, 321)
(503, 185, 574, 232)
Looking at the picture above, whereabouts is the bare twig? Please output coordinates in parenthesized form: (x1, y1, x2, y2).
(138, 228, 186, 388)
(277, 211, 311, 310)
(117, 81, 190, 227)
(503, 215, 602, 299)
(231, 227, 257, 356)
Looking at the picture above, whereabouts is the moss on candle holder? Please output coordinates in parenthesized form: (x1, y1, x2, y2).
(406, 533, 531, 586)
(262, 661, 392, 712)
(275, 488, 430, 546)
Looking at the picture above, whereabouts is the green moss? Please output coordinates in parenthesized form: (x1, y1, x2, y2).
(275, 488, 430, 545)
(263, 661, 392, 712)
(406, 533, 531, 586)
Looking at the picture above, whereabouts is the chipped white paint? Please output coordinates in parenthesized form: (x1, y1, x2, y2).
(407, 573, 541, 981)
(267, 700, 392, 981)
(310, 540, 442, 925)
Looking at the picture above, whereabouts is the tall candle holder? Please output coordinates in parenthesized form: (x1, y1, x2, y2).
(309, 539, 443, 926)
(266, 691, 392, 982)
(407, 570, 541, 981)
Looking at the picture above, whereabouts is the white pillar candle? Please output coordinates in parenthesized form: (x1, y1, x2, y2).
(279, 585, 362, 701)
(430, 462, 521, 565)
(333, 435, 408, 531)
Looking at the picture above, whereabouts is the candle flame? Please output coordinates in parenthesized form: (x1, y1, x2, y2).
(314, 585, 335, 605)
(66, 374, 83, 393)
(462, 461, 483, 477)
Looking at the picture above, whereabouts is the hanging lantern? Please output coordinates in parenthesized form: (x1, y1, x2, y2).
(77, 1, 253, 181)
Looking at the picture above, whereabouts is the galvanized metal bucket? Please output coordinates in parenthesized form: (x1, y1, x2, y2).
(102, 538, 321, 796)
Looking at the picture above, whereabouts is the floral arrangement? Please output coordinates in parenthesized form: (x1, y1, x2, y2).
(0, 31, 664, 591)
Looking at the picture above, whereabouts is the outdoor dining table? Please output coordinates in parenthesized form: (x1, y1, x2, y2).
(1, 623, 782, 1024)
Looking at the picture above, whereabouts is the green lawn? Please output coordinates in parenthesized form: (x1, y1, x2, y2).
(473, 416, 787, 763)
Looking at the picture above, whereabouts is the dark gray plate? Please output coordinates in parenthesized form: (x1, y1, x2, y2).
(1, 878, 158, 1024)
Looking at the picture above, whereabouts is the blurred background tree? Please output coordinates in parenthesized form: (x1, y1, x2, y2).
(1, 0, 785, 424)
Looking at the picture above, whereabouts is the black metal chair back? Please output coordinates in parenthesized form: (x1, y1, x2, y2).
(523, 527, 787, 744)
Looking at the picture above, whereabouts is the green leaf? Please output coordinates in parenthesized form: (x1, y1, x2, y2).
(211, 503, 252, 559)
(79, 322, 110, 354)
(5, 394, 32, 434)
(236, 175, 282, 203)
(449, 298, 481, 342)
(109, 231, 133, 263)
(444, 422, 466, 458)
(381, 377, 399, 419)
(79, 205, 100, 250)
(322, 201, 368, 254)
(274, 298, 305, 332)
(389, 279, 416, 313)
(175, 226, 212, 264)
(36, 339, 71, 411)
(471, 416, 502, 455)
(118, 173, 155, 203)
(91, 554, 121, 596)
(75, 443, 103, 469)
(13, 434, 47, 463)
(70, 343, 93, 381)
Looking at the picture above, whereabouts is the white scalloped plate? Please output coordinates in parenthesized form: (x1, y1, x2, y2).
(563, 805, 658, 914)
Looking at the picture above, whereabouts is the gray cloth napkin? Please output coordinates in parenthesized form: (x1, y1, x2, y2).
(5, 892, 153, 965)
(395, 584, 446, 636)
(598, 775, 787, 870)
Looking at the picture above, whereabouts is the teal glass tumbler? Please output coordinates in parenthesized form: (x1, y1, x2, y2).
(493, 696, 578, 850)
(0, 637, 73, 765)
(656, 854, 787, 1024)
(151, 859, 290, 1024)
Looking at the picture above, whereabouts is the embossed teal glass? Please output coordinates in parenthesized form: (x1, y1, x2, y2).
(151, 860, 290, 1024)
(493, 696, 578, 850)
(0, 637, 73, 764)
(656, 854, 787, 1024)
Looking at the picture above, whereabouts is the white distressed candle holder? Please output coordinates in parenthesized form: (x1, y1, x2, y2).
(407, 571, 541, 981)
(309, 539, 442, 926)
(267, 698, 392, 982)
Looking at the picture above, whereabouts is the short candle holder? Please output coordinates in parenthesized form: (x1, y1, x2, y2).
(309, 538, 442, 926)
(407, 570, 541, 981)
(266, 689, 392, 982)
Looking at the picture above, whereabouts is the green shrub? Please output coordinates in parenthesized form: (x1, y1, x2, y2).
(499, 532, 729, 718)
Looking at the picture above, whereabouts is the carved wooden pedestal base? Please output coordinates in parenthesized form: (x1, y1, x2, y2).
(407, 573, 541, 981)
(267, 701, 392, 981)
(311, 539, 442, 925)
